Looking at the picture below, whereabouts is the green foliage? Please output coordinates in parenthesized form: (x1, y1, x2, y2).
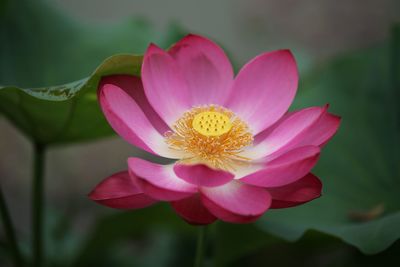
(256, 26, 400, 254)
(0, 0, 185, 145)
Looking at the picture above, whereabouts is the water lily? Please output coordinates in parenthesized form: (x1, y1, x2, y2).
(89, 34, 340, 224)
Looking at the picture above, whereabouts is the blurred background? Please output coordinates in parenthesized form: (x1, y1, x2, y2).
(1, 0, 400, 266)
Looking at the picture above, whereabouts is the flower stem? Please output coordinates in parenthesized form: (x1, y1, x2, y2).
(193, 225, 207, 267)
(32, 143, 45, 267)
(0, 185, 24, 267)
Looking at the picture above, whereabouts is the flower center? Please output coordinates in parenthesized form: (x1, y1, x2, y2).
(192, 111, 232, 137)
(165, 105, 253, 171)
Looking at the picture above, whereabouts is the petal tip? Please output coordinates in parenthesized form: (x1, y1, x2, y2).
(184, 33, 201, 40)
(88, 171, 157, 210)
(181, 33, 212, 43)
(87, 189, 97, 201)
(277, 48, 294, 56)
(267, 49, 296, 62)
(145, 43, 164, 56)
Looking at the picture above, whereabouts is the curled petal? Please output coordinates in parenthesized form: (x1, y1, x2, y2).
(128, 158, 197, 201)
(297, 112, 341, 147)
(240, 146, 320, 187)
(171, 194, 217, 225)
(100, 75, 169, 134)
(174, 164, 234, 187)
(243, 106, 327, 159)
(98, 76, 179, 158)
(89, 171, 156, 209)
(200, 181, 271, 223)
(268, 173, 322, 209)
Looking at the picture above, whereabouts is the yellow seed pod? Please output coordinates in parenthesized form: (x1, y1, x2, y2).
(192, 111, 232, 137)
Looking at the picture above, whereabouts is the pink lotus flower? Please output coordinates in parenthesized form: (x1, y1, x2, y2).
(89, 34, 340, 224)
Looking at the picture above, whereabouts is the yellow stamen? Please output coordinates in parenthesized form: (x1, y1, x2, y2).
(165, 105, 253, 171)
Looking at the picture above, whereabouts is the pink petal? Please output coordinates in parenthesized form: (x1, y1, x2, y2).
(243, 106, 327, 159)
(128, 158, 197, 201)
(255, 109, 340, 147)
(241, 146, 320, 187)
(88, 171, 156, 209)
(142, 44, 191, 126)
(98, 77, 178, 158)
(171, 194, 217, 225)
(268, 173, 322, 209)
(297, 112, 341, 147)
(169, 34, 234, 106)
(200, 181, 271, 223)
(253, 112, 292, 144)
(173, 164, 234, 187)
(101, 75, 169, 134)
(225, 50, 298, 134)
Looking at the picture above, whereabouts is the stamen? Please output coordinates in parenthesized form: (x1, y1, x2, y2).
(164, 105, 253, 171)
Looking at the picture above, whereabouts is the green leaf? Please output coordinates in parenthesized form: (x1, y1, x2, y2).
(256, 26, 400, 254)
(0, 54, 142, 144)
(0, 0, 186, 145)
